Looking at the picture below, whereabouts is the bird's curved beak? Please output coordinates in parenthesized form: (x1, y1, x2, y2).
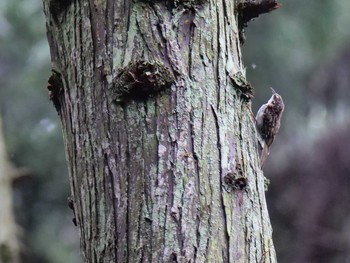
(270, 87, 276, 94)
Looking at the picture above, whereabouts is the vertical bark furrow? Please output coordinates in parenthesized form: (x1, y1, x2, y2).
(43, 0, 276, 262)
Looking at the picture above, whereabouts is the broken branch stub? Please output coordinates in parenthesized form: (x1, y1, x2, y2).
(237, 0, 281, 43)
(112, 61, 175, 102)
(47, 70, 64, 113)
(237, 0, 281, 25)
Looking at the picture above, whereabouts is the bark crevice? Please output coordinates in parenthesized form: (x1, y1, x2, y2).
(43, 0, 277, 262)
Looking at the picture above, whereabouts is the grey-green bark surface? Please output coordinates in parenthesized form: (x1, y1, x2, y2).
(43, 0, 276, 262)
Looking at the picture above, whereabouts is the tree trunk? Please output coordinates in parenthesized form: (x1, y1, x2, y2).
(43, 0, 276, 262)
(0, 117, 21, 263)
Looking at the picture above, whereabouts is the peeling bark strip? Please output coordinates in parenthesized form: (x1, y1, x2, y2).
(112, 61, 174, 102)
(230, 72, 254, 100)
(47, 70, 63, 113)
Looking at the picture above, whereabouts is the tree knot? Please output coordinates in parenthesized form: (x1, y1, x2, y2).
(112, 60, 175, 103)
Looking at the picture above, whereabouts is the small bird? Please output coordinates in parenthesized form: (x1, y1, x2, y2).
(256, 88, 285, 167)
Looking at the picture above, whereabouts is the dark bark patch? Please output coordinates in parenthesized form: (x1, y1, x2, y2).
(49, 0, 73, 24)
(47, 70, 64, 113)
(112, 60, 174, 102)
(170, 252, 178, 262)
(67, 196, 74, 211)
(67, 196, 77, 226)
(237, 0, 281, 43)
(224, 172, 247, 190)
(237, 0, 281, 25)
(135, 0, 207, 8)
(230, 72, 254, 101)
(174, 0, 208, 6)
(234, 177, 248, 190)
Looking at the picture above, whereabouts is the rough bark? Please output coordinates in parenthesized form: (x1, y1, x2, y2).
(43, 0, 276, 262)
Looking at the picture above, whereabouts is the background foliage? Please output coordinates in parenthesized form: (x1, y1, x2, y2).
(1, 0, 350, 262)
(0, 0, 79, 262)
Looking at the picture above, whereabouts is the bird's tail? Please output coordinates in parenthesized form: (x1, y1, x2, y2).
(260, 145, 269, 168)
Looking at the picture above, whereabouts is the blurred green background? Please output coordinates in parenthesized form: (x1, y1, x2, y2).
(1, 0, 350, 262)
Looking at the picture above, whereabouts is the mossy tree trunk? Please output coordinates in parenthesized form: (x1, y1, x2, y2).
(43, 0, 277, 262)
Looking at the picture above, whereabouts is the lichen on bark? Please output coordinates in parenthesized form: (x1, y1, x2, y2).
(42, 0, 277, 262)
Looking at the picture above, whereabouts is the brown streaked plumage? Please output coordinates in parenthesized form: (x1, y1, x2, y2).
(256, 88, 285, 167)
